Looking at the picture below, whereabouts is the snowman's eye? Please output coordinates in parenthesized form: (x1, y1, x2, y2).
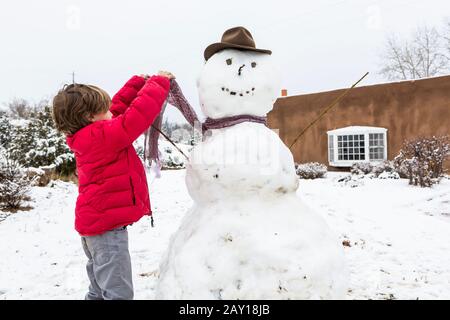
(226, 58, 232, 65)
(251, 62, 257, 68)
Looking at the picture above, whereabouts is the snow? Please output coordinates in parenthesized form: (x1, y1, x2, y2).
(9, 119, 30, 127)
(327, 126, 387, 134)
(377, 171, 400, 179)
(0, 171, 192, 299)
(301, 173, 450, 300)
(0, 171, 449, 299)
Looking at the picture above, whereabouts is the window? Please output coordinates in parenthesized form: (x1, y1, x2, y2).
(369, 133, 384, 160)
(327, 126, 388, 167)
(328, 135, 334, 162)
(337, 134, 365, 161)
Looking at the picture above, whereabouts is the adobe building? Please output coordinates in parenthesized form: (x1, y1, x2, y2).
(268, 75, 450, 170)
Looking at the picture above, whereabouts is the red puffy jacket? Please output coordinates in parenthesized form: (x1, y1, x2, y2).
(66, 75, 170, 236)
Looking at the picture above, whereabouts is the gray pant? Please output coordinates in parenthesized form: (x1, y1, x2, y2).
(81, 226, 133, 300)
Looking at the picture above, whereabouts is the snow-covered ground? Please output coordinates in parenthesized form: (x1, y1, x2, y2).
(301, 173, 450, 300)
(0, 170, 449, 300)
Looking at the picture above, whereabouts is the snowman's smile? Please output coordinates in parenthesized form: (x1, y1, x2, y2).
(221, 86, 255, 97)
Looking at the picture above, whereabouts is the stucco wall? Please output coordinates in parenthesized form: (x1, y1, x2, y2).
(268, 75, 450, 170)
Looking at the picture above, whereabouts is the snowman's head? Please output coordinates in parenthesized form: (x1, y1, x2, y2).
(197, 49, 280, 119)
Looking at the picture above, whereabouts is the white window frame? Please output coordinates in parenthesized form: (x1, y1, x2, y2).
(369, 133, 385, 160)
(328, 134, 334, 163)
(327, 126, 387, 167)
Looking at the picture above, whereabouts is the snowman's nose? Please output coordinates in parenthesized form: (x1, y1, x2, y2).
(238, 64, 246, 76)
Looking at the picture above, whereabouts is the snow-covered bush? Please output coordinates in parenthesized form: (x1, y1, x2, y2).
(378, 171, 400, 179)
(350, 162, 373, 175)
(372, 161, 397, 177)
(24, 167, 52, 187)
(337, 174, 364, 187)
(0, 115, 14, 150)
(295, 162, 327, 179)
(134, 143, 145, 161)
(171, 128, 191, 144)
(133, 137, 190, 170)
(6, 106, 76, 176)
(350, 161, 400, 179)
(161, 146, 185, 169)
(0, 157, 31, 210)
(394, 136, 449, 187)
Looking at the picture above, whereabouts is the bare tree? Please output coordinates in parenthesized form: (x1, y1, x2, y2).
(6, 98, 31, 119)
(443, 18, 450, 61)
(379, 25, 449, 81)
(4, 98, 47, 119)
(414, 26, 449, 76)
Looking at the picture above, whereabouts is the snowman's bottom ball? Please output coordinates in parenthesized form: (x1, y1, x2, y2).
(156, 194, 348, 299)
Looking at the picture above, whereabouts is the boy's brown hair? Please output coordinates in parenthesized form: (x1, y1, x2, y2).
(52, 84, 111, 135)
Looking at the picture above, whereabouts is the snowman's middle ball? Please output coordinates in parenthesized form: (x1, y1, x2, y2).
(198, 49, 280, 118)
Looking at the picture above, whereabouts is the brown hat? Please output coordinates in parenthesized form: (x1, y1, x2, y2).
(204, 26, 272, 61)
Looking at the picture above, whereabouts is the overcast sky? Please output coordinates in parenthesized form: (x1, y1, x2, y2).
(0, 0, 449, 121)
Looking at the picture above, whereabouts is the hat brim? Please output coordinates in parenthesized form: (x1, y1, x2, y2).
(204, 42, 272, 61)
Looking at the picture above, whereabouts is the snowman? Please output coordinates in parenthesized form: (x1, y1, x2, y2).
(155, 27, 348, 299)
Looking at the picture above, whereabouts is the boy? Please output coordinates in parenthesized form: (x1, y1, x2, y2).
(52, 71, 174, 299)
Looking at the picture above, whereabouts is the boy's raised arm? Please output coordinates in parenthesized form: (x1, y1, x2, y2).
(109, 75, 147, 117)
(102, 75, 170, 151)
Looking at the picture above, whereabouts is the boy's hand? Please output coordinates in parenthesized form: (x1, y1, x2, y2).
(157, 71, 176, 80)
